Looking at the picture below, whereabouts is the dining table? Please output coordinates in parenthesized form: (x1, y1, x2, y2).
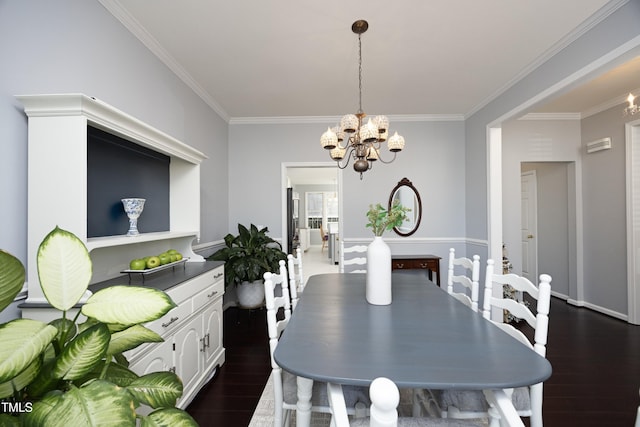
(273, 271, 552, 427)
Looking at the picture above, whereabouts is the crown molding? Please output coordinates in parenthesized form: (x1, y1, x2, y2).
(228, 114, 464, 125)
(519, 113, 581, 121)
(97, 0, 230, 123)
(465, 0, 630, 119)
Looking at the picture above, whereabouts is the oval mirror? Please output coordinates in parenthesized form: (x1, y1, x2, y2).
(388, 177, 422, 237)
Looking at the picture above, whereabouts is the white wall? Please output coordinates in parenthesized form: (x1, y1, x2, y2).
(0, 0, 229, 274)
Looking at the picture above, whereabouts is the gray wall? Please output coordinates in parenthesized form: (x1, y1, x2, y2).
(581, 104, 630, 316)
(0, 0, 229, 275)
(228, 120, 468, 261)
(502, 119, 581, 299)
(465, 0, 640, 250)
(521, 162, 571, 298)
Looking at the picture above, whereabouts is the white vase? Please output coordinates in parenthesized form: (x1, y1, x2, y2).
(236, 280, 265, 309)
(366, 236, 392, 305)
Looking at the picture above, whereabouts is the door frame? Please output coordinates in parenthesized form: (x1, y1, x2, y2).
(626, 119, 640, 324)
(280, 162, 342, 254)
(520, 170, 538, 284)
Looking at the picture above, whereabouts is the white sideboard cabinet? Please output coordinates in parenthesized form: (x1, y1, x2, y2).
(125, 262, 225, 408)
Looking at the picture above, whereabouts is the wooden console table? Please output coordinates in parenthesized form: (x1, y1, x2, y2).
(391, 255, 442, 286)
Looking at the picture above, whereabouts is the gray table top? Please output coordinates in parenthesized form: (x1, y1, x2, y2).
(274, 272, 552, 390)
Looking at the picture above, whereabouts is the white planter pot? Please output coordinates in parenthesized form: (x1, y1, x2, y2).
(236, 279, 265, 308)
(366, 236, 392, 305)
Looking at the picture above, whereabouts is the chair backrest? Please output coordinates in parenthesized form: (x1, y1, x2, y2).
(447, 248, 480, 312)
(328, 378, 398, 427)
(482, 259, 551, 356)
(264, 259, 291, 366)
(340, 241, 368, 273)
(328, 377, 525, 427)
(288, 247, 305, 291)
(482, 258, 551, 427)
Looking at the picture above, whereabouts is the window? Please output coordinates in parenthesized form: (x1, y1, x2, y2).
(306, 192, 338, 229)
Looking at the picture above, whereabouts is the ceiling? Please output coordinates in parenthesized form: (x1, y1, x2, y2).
(99, 0, 636, 122)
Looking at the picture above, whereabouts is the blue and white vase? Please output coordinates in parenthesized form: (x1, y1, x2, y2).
(122, 198, 146, 236)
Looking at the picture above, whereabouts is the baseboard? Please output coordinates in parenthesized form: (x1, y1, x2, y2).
(566, 298, 628, 321)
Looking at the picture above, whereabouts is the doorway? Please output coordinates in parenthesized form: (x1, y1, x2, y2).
(280, 162, 341, 257)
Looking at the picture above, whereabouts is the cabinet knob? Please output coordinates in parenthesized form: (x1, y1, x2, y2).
(207, 291, 218, 298)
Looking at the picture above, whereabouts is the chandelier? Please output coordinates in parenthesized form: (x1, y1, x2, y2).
(320, 20, 405, 179)
(625, 93, 640, 116)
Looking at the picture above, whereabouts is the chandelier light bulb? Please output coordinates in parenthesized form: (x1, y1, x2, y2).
(321, 127, 338, 150)
(388, 132, 405, 152)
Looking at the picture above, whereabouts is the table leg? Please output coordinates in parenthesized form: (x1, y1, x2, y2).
(296, 376, 313, 427)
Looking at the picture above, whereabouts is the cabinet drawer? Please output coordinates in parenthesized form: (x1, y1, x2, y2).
(193, 280, 224, 313)
(211, 267, 224, 286)
(146, 301, 192, 336)
(166, 269, 216, 305)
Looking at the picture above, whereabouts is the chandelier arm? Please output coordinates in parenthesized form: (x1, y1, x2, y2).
(370, 146, 399, 164)
(335, 146, 356, 169)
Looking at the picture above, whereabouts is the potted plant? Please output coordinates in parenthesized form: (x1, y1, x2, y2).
(209, 224, 287, 308)
(0, 226, 197, 426)
(364, 201, 410, 305)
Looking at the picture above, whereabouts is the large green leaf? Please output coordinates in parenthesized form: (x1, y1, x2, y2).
(21, 390, 62, 427)
(0, 250, 25, 313)
(52, 323, 110, 381)
(37, 226, 92, 311)
(0, 357, 41, 398)
(140, 408, 198, 427)
(0, 413, 20, 427)
(126, 372, 183, 409)
(0, 319, 57, 383)
(108, 325, 163, 356)
(39, 381, 136, 427)
(81, 286, 176, 326)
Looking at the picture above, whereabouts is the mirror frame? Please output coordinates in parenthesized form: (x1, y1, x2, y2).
(388, 177, 422, 237)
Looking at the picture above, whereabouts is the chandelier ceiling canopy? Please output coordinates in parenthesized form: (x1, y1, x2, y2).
(320, 20, 405, 179)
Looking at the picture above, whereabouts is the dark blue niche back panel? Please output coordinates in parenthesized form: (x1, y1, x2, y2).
(87, 126, 170, 238)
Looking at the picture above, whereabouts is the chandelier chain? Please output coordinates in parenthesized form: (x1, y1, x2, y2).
(358, 34, 363, 114)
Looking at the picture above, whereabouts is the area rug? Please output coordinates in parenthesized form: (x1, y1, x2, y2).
(248, 373, 415, 427)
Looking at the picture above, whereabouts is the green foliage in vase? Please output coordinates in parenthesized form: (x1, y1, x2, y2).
(366, 201, 411, 237)
(0, 226, 198, 427)
(209, 224, 287, 288)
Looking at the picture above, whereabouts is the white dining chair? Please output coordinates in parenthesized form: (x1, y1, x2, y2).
(431, 259, 552, 427)
(340, 241, 368, 273)
(264, 261, 370, 426)
(446, 248, 480, 312)
(328, 377, 523, 427)
(287, 249, 304, 310)
(289, 247, 305, 293)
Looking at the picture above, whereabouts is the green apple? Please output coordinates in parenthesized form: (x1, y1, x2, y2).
(159, 253, 171, 265)
(174, 253, 183, 261)
(146, 256, 161, 269)
(129, 258, 146, 270)
(167, 249, 178, 255)
(169, 254, 178, 262)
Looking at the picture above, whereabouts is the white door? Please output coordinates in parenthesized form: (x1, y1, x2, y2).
(521, 171, 538, 283)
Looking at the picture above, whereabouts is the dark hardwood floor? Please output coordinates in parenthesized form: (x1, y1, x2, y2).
(187, 308, 271, 426)
(187, 299, 640, 426)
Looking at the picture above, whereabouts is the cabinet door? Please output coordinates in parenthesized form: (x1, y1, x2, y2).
(202, 301, 224, 369)
(129, 339, 174, 375)
(173, 315, 204, 396)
